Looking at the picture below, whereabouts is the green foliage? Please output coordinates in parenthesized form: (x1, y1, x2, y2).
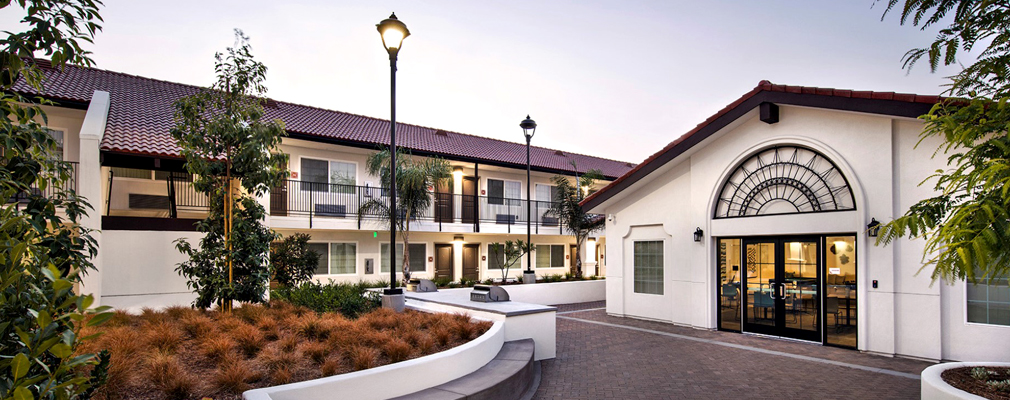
(549, 162, 605, 277)
(1, 1, 111, 399)
(271, 281, 380, 318)
(488, 240, 531, 281)
(972, 367, 992, 381)
(881, 0, 1010, 98)
(877, 1, 1010, 284)
(357, 148, 450, 284)
(171, 30, 289, 309)
(432, 277, 452, 288)
(270, 233, 319, 287)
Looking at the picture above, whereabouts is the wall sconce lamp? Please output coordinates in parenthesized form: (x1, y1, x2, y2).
(866, 218, 881, 237)
(452, 166, 464, 179)
(693, 227, 704, 242)
(453, 234, 465, 244)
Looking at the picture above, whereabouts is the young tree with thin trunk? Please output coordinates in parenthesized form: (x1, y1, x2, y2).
(172, 30, 289, 310)
(357, 148, 450, 284)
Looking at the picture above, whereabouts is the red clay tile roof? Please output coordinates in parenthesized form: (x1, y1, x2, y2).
(14, 62, 635, 179)
(581, 80, 941, 210)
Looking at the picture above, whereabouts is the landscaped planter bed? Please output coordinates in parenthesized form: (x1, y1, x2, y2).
(78, 301, 491, 400)
(943, 366, 1010, 399)
(923, 362, 1010, 400)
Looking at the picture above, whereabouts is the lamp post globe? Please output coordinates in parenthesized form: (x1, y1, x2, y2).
(378, 13, 409, 306)
(521, 115, 537, 284)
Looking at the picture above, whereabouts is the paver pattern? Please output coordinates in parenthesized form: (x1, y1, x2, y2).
(534, 303, 933, 400)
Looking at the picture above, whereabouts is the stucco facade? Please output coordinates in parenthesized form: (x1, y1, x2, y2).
(587, 97, 1008, 362)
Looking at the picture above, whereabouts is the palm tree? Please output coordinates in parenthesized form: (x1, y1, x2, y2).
(358, 148, 450, 284)
(548, 161, 605, 277)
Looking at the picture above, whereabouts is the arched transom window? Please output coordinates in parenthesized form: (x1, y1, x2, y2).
(714, 145, 855, 218)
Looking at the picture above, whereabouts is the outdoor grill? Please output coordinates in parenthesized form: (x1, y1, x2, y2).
(470, 285, 510, 302)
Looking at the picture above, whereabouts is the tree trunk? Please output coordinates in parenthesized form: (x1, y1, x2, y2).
(401, 207, 411, 285)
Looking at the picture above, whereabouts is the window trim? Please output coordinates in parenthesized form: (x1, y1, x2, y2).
(298, 155, 359, 189)
(308, 241, 359, 276)
(44, 127, 67, 161)
(534, 183, 558, 202)
(534, 243, 567, 269)
(963, 276, 1010, 328)
(380, 241, 429, 274)
(632, 239, 665, 296)
(485, 177, 523, 198)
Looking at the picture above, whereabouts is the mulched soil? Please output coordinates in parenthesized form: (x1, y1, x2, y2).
(78, 301, 490, 400)
(942, 366, 1010, 400)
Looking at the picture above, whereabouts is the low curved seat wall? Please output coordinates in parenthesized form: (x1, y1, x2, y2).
(921, 362, 1010, 400)
(243, 321, 505, 400)
(392, 339, 536, 400)
(503, 280, 605, 305)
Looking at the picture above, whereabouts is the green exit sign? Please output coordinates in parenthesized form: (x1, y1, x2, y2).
(373, 231, 378, 238)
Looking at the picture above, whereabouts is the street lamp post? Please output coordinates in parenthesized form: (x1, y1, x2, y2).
(520, 116, 537, 284)
(378, 13, 409, 309)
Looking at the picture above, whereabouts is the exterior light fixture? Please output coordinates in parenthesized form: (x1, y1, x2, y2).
(453, 234, 464, 244)
(693, 227, 704, 242)
(452, 166, 464, 178)
(867, 218, 881, 237)
(378, 12, 410, 303)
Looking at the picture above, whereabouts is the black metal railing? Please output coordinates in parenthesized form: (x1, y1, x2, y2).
(6, 161, 79, 204)
(166, 172, 208, 217)
(269, 179, 569, 232)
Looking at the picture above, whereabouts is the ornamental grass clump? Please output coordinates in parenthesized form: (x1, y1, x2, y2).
(75, 303, 490, 400)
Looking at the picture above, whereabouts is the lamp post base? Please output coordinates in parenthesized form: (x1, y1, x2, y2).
(382, 289, 405, 312)
(523, 270, 537, 285)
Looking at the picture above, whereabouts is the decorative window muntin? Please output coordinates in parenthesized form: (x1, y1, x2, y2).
(715, 145, 855, 218)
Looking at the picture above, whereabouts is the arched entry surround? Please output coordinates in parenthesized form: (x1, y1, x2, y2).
(704, 136, 869, 349)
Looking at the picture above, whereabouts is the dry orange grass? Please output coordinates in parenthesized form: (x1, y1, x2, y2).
(78, 305, 489, 400)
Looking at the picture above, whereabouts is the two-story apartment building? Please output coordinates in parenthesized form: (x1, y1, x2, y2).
(11, 61, 633, 311)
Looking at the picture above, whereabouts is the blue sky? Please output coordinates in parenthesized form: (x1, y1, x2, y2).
(1, 0, 959, 163)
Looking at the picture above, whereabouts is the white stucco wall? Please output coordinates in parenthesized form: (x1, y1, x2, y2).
(597, 105, 1006, 362)
(100, 230, 202, 311)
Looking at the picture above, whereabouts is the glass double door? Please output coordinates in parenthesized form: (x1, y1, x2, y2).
(742, 237, 820, 342)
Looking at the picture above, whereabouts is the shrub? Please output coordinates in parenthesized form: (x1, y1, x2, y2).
(278, 334, 300, 353)
(431, 325, 452, 347)
(180, 314, 216, 339)
(383, 338, 414, 363)
(415, 334, 436, 354)
(148, 352, 195, 400)
(258, 346, 298, 372)
(257, 316, 281, 341)
(321, 356, 344, 376)
(271, 233, 320, 287)
(297, 314, 330, 340)
(201, 335, 237, 363)
(271, 280, 380, 318)
(233, 324, 265, 358)
(302, 341, 330, 364)
(972, 367, 991, 381)
(234, 303, 268, 324)
(432, 277, 452, 288)
(271, 367, 293, 385)
(145, 322, 185, 353)
(213, 361, 261, 394)
(349, 346, 380, 371)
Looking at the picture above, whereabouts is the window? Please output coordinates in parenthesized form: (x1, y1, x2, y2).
(306, 242, 356, 275)
(381, 243, 427, 273)
(535, 184, 559, 203)
(967, 275, 1010, 326)
(488, 244, 506, 270)
(46, 129, 64, 159)
(536, 245, 565, 268)
(487, 179, 520, 205)
(301, 158, 356, 193)
(307, 243, 329, 275)
(633, 241, 664, 295)
(330, 243, 357, 274)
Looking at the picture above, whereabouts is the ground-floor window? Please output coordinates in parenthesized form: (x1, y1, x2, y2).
(381, 243, 427, 273)
(536, 244, 565, 268)
(633, 241, 664, 295)
(967, 274, 1010, 326)
(307, 242, 357, 275)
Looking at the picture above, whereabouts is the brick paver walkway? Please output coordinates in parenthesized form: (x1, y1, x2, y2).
(534, 302, 933, 399)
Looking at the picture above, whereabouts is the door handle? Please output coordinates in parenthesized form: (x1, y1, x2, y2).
(776, 283, 784, 299)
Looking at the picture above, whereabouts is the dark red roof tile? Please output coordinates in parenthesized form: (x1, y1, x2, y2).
(14, 64, 635, 178)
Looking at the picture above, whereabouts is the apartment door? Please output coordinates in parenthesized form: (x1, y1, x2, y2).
(741, 237, 820, 342)
(270, 182, 288, 216)
(435, 244, 453, 280)
(570, 245, 578, 273)
(462, 243, 480, 281)
(435, 179, 454, 223)
(461, 177, 477, 224)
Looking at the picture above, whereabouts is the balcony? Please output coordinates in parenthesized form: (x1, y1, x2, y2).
(6, 161, 79, 205)
(270, 179, 567, 233)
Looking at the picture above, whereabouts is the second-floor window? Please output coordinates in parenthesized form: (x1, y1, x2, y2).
(487, 179, 520, 205)
(46, 129, 64, 160)
(301, 158, 355, 194)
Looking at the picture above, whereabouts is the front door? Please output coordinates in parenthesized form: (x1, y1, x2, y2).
(462, 177, 477, 224)
(435, 179, 454, 223)
(462, 243, 480, 281)
(435, 244, 453, 281)
(742, 237, 820, 342)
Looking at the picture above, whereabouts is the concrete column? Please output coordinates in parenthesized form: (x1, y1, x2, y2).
(77, 90, 111, 305)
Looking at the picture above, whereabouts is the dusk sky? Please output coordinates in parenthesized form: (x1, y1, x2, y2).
(1, 0, 960, 164)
